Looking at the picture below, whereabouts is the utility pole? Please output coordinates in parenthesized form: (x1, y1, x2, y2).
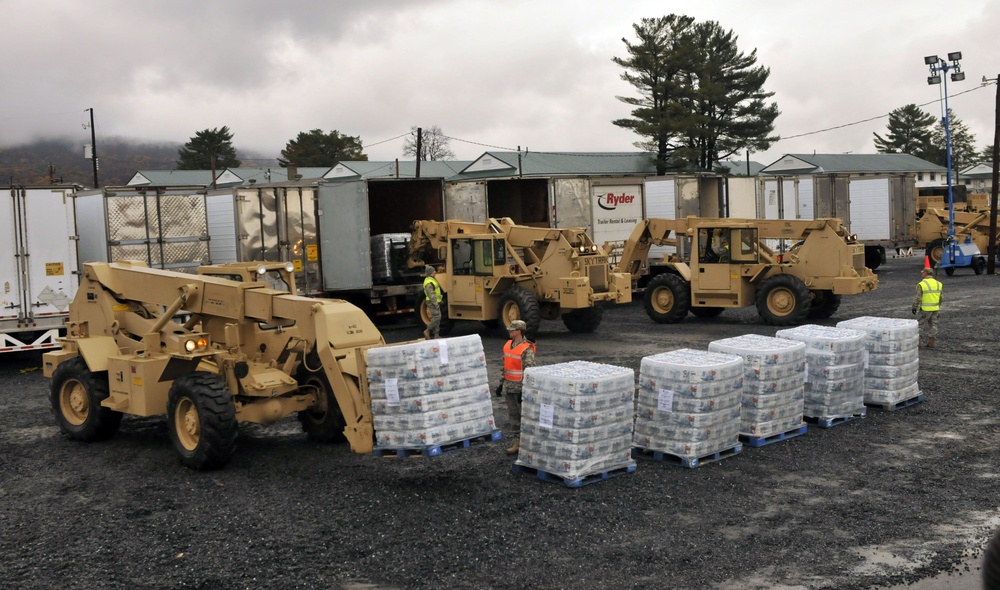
(415, 127, 422, 178)
(988, 74, 1000, 274)
(88, 108, 99, 188)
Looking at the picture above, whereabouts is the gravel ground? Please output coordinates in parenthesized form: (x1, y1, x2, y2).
(1, 253, 999, 590)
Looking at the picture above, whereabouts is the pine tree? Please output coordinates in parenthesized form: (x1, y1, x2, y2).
(613, 16, 777, 174)
(873, 104, 936, 159)
(176, 126, 240, 171)
(279, 129, 366, 167)
(930, 109, 978, 173)
(612, 15, 696, 175)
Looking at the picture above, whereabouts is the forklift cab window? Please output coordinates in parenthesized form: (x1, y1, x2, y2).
(730, 228, 759, 264)
(452, 238, 473, 275)
(698, 229, 731, 263)
(472, 238, 506, 275)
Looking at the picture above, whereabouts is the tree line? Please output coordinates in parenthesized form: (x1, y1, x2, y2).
(874, 104, 993, 172)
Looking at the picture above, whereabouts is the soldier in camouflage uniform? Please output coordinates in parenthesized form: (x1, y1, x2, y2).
(422, 265, 441, 340)
(501, 319, 536, 455)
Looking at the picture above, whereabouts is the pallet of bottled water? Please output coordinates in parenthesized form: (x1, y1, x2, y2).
(633, 349, 744, 463)
(776, 324, 867, 420)
(514, 361, 636, 483)
(366, 335, 498, 451)
(370, 232, 411, 284)
(707, 334, 806, 439)
(836, 316, 921, 407)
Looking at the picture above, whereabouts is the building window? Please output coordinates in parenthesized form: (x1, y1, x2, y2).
(930, 173, 936, 181)
(917, 172, 924, 181)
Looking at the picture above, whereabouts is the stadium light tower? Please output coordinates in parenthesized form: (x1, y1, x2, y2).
(924, 52, 965, 237)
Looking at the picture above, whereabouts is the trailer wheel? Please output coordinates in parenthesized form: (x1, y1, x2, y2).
(689, 307, 724, 319)
(945, 267, 955, 276)
(498, 286, 541, 337)
(167, 372, 237, 470)
(562, 308, 603, 333)
(643, 274, 690, 324)
(926, 239, 944, 265)
(756, 275, 810, 326)
(416, 295, 455, 336)
(297, 372, 347, 443)
(973, 257, 986, 275)
(864, 246, 883, 270)
(49, 356, 122, 442)
(807, 290, 842, 319)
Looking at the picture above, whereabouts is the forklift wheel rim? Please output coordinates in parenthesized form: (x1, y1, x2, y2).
(767, 287, 796, 316)
(174, 397, 201, 451)
(651, 286, 675, 313)
(59, 380, 90, 427)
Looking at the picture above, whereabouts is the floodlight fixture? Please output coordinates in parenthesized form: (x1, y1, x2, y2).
(952, 71, 965, 82)
(928, 75, 942, 85)
(947, 51, 962, 61)
(924, 55, 939, 65)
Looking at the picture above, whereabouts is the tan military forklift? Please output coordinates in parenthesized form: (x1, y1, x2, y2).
(406, 217, 632, 336)
(43, 261, 384, 470)
(618, 217, 879, 326)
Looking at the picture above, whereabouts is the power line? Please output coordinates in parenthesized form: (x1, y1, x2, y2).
(780, 83, 991, 141)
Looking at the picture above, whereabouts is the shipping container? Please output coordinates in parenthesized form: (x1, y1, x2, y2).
(0, 185, 80, 353)
(77, 186, 211, 272)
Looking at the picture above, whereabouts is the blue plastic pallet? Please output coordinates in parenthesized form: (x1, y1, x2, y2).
(865, 393, 925, 412)
(373, 430, 503, 458)
(739, 424, 808, 448)
(631, 443, 743, 468)
(511, 463, 637, 488)
(804, 409, 867, 429)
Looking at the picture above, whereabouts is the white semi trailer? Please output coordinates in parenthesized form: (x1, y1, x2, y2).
(0, 185, 80, 353)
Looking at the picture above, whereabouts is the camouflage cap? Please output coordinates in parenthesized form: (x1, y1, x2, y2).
(424, 265, 436, 276)
(508, 320, 527, 332)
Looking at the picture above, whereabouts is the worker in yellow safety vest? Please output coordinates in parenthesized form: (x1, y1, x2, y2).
(422, 266, 442, 340)
(912, 267, 943, 348)
(500, 319, 536, 456)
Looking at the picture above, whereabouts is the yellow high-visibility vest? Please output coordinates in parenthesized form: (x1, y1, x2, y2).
(423, 276, 442, 304)
(919, 277, 943, 311)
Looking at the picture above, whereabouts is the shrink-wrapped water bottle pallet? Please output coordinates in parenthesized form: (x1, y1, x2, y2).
(511, 462, 636, 488)
(631, 443, 743, 469)
(739, 424, 808, 448)
(804, 408, 867, 429)
(864, 392, 925, 412)
(373, 430, 502, 458)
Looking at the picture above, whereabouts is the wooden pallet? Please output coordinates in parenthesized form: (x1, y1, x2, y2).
(631, 443, 743, 469)
(739, 424, 808, 448)
(511, 463, 636, 488)
(373, 430, 503, 458)
(865, 393, 925, 412)
(804, 409, 867, 429)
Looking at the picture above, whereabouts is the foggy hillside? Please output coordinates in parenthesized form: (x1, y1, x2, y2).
(0, 137, 277, 188)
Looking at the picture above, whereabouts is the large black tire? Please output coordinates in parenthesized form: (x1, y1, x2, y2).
(756, 274, 811, 326)
(297, 369, 347, 443)
(49, 356, 122, 442)
(167, 372, 238, 470)
(643, 273, 691, 324)
(864, 246, 883, 270)
(944, 267, 955, 276)
(984, 526, 1000, 589)
(689, 307, 724, 319)
(807, 290, 842, 320)
(562, 308, 603, 333)
(498, 286, 541, 336)
(926, 239, 945, 265)
(416, 295, 455, 336)
(973, 257, 986, 275)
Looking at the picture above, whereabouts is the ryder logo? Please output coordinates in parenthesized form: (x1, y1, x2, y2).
(597, 192, 636, 211)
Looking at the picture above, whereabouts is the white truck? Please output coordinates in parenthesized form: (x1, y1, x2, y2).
(757, 174, 917, 270)
(0, 185, 80, 353)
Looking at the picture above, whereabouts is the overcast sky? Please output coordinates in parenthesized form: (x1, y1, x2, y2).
(2, 0, 997, 168)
